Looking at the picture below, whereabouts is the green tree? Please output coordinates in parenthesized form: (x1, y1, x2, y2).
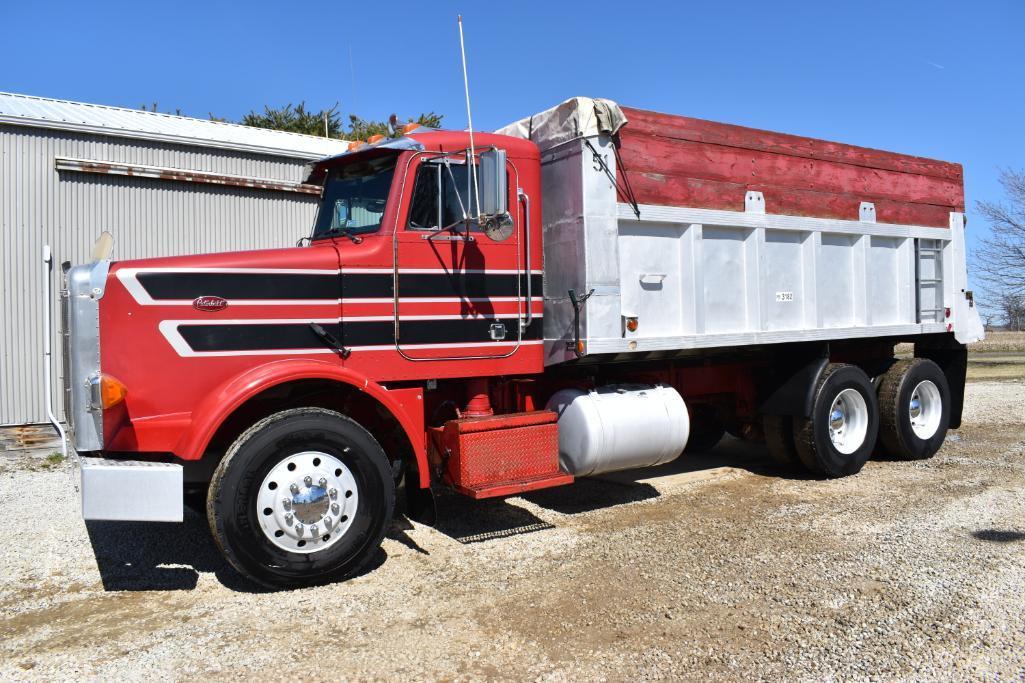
(139, 102, 183, 116)
(240, 102, 343, 137)
(235, 103, 443, 141)
(346, 112, 444, 141)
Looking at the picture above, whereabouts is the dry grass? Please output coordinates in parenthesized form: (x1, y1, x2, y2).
(892, 331, 1025, 381)
(968, 330, 1025, 353)
(895, 331, 1025, 356)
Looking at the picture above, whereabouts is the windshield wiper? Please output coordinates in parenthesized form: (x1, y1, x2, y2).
(325, 226, 363, 244)
(309, 322, 351, 359)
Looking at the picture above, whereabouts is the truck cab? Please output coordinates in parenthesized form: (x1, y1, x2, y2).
(62, 128, 558, 587)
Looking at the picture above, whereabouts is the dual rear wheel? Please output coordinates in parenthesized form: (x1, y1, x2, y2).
(764, 359, 950, 478)
(877, 359, 951, 460)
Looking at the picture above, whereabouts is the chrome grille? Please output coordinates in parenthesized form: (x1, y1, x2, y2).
(65, 261, 105, 451)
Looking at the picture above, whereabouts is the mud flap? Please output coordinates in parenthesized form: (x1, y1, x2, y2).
(916, 337, 968, 430)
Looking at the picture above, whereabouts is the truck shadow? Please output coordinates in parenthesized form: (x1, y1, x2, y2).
(85, 512, 386, 593)
(428, 436, 805, 545)
(84, 439, 802, 589)
(523, 437, 808, 511)
(86, 514, 254, 592)
(430, 494, 558, 545)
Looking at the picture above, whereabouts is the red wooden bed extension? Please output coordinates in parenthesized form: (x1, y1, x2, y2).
(617, 107, 963, 229)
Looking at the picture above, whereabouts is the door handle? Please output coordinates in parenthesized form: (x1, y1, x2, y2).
(519, 188, 533, 328)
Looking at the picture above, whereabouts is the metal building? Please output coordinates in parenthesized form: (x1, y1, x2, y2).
(0, 92, 348, 426)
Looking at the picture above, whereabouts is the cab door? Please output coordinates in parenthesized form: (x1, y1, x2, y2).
(393, 151, 535, 361)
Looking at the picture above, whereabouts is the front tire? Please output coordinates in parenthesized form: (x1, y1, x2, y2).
(207, 407, 394, 589)
(876, 358, 950, 460)
(793, 364, 879, 478)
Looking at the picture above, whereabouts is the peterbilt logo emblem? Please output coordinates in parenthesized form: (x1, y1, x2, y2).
(193, 296, 228, 312)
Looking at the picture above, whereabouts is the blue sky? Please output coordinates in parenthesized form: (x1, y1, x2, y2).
(3, 0, 1023, 291)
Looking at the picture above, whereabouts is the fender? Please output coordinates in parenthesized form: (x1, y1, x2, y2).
(758, 344, 830, 417)
(174, 358, 429, 488)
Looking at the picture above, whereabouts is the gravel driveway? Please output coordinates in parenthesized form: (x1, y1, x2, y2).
(2, 379, 1024, 681)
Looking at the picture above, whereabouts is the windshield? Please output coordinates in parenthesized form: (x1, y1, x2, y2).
(312, 155, 397, 239)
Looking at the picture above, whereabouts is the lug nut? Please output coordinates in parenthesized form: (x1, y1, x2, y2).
(329, 488, 337, 500)
(304, 475, 313, 487)
(331, 503, 339, 514)
(295, 523, 304, 534)
(285, 513, 293, 525)
(282, 499, 291, 510)
(318, 477, 327, 488)
(310, 524, 319, 537)
(290, 483, 299, 494)
(324, 516, 332, 527)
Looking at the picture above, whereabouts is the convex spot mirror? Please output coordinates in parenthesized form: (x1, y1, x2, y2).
(479, 148, 513, 241)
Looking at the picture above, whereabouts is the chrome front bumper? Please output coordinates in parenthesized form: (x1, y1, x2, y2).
(77, 454, 184, 522)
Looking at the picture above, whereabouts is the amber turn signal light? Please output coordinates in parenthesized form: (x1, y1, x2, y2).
(100, 373, 127, 409)
(625, 317, 639, 332)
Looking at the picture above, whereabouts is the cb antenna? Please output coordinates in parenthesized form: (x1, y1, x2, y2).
(457, 14, 480, 218)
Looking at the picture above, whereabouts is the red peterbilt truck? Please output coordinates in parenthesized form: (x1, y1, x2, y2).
(54, 97, 983, 588)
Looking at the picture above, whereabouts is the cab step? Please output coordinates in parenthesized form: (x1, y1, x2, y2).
(432, 410, 574, 500)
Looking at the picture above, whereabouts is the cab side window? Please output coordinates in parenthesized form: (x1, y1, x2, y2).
(407, 162, 479, 230)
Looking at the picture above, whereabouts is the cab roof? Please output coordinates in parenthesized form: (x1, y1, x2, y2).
(303, 129, 539, 184)
(406, 130, 539, 159)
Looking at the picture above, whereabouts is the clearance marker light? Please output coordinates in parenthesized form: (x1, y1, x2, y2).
(100, 374, 128, 409)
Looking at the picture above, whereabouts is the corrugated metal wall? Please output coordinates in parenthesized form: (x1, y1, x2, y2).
(1, 123, 322, 425)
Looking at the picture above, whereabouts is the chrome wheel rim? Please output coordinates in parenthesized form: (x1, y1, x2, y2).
(827, 388, 869, 455)
(256, 450, 359, 554)
(909, 380, 942, 440)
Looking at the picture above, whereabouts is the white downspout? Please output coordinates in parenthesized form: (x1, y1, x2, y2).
(42, 245, 69, 459)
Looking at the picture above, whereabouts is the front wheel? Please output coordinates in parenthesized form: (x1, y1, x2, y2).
(207, 407, 394, 589)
